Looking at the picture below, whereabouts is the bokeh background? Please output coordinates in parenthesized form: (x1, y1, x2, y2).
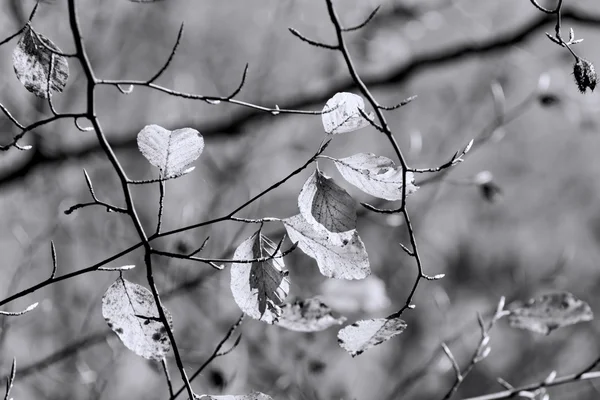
(1, 0, 600, 399)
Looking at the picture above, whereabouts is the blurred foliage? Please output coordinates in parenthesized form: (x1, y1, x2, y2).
(1, 0, 600, 399)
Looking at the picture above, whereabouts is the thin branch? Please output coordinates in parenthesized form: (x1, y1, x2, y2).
(463, 371, 600, 400)
(342, 5, 381, 32)
(0, 103, 25, 129)
(152, 242, 298, 266)
(155, 140, 330, 238)
(156, 177, 166, 235)
(49, 241, 57, 279)
(0, 112, 86, 151)
(189, 237, 210, 257)
(0, 302, 38, 316)
(147, 23, 184, 84)
(0, 1, 39, 47)
(170, 314, 244, 400)
(161, 358, 174, 399)
(3, 358, 15, 400)
(0, 241, 144, 308)
(288, 28, 338, 49)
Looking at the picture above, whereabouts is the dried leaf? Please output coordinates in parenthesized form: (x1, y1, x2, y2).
(298, 170, 356, 233)
(283, 213, 370, 280)
(137, 124, 204, 178)
(508, 292, 594, 335)
(337, 316, 407, 357)
(12, 27, 69, 98)
(333, 153, 418, 201)
(276, 297, 346, 332)
(102, 277, 173, 360)
(322, 92, 373, 135)
(230, 231, 290, 323)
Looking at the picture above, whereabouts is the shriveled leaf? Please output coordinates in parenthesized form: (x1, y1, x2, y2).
(276, 297, 347, 332)
(508, 292, 593, 335)
(333, 153, 418, 201)
(298, 170, 356, 233)
(137, 124, 204, 178)
(230, 231, 290, 323)
(322, 92, 374, 135)
(102, 277, 173, 361)
(283, 213, 370, 280)
(13, 27, 69, 98)
(198, 392, 273, 400)
(337, 316, 407, 357)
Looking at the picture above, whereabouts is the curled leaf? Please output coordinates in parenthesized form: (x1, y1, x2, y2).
(102, 277, 173, 360)
(337, 316, 407, 357)
(276, 297, 346, 332)
(137, 124, 204, 178)
(230, 231, 290, 323)
(508, 292, 594, 335)
(298, 170, 356, 233)
(333, 153, 418, 201)
(13, 27, 69, 98)
(322, 92, 373, 135)
(283, 213, 370, 280)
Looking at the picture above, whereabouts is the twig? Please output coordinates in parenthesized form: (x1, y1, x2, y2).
(170, 314, 244, 400)
(3, 358, 15, 400)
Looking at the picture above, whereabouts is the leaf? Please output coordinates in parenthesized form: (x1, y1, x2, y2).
(333, 153, 418, 201)
(102, 277, 173, 361)
(508, 292, 594, 335)
(137, 124, 204, 178)
(322, 92, 374, 135)
(230, 231, 290, 323)
(298, 170, 356, 233)
(198, 392, 273, 400)
(275, 297, 347, 332)
(337, 316, 407, 357)
(283, 213, 370, 280)
(12, 27, 69, 98)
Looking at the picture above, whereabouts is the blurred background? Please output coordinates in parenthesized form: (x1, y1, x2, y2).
(1, 0, 600, 399)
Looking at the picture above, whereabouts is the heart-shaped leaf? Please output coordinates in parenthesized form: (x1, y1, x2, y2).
(230, 231, 290, 323)
(283, 213, 370, 280)
(322, 92, 374, 135)
(508, 292, 594, 335)
(337, 316, 407, 357)
(13, 27, 69, 98)
(102, 277, 173, 361)
(137, 124, 204, 178)
(333, 153, 418, 201)
(298, 170, 356, 233)
(275, 297, 347, 332)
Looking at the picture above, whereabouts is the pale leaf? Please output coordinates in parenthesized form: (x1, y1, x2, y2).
(322, 92, 373, 135)
(276, 297, 346, 332)
(102, 277, 173, 361)
(12, 27, 69, 98)
(230, 231, 290, 323)
(283, 213, 370, 280)
(508, 292, 594, 335)
(337, 316, 407, 357)
(137, 124, 204, 178)
(298, 170, 356, 233)
(333, 153, 418, 201)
